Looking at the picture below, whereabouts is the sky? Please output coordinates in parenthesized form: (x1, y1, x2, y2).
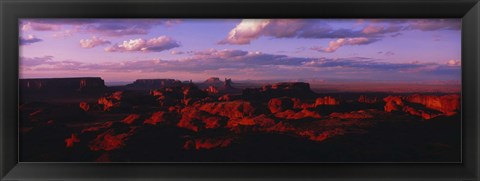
(19, 19, 461, 86)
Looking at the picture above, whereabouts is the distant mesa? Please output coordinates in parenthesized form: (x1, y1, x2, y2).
(202, 78, 240, 94)
(203, 77, 223, 86)
(125, 79, 182, 90)
(243, 82, 316, 100)
(19, 77, 106, 92)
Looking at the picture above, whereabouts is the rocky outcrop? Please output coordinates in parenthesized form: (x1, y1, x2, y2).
(383, 94, 460, 119)
(65, 133, 80, 148)
(97, 91, 123, 111)
(315, 96, 339, 106)
(383, 96, 404, 112)
(404, 94, 460, 115)
(198, 101, 255, 119)
(89, 128, 136, 151)
(177, 107, 226, 132)
(143, 111, 166, 125)
(329, 110, 374, 119)
(274, 109, 321, 120)
(268, 97, 294, 114)
(79, 102, 90, 112)
(20, 77, 106, 92)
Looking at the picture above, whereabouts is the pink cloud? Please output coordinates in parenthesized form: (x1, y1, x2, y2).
(80, 36, 111, 48)
(311, 37, 379, 53)
(22, 22, 61, 31)
(19, 34, 43, 45)
(447, 59, 461, 66)
(105, 36, 180, 53)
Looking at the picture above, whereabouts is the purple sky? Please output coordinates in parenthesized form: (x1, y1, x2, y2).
(19, 19, 461, 85)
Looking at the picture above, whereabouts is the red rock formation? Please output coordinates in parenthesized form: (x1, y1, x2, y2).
(383, 96, 404, 112)
(65, 133, 80, 148)
(122, 114, 140, 124)
(358, 95, 378, 104)
(143, 111, 166, 125)
(274, 109, 321, 120)
(199, 100, 255, 119)
(177, 107, 210, 132)
(291, 98, 315, 109)
(268, 97, 294, 113)
(79, 102, 90, 112)
(205, 86, 219, 94)
(218, 94, 233, 102)
(404, 94, 460, 115)
(329, 110, 374, 119)
(315, 96, 339, 106)
(81, 121, 113, 133)
(227, 114, 276, 127)
(89, 128, 136, 151)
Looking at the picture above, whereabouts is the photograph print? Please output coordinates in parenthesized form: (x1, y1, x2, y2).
(19, 19, 461, 162)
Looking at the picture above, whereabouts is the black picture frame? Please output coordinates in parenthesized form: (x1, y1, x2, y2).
(1, 0, 479, 180)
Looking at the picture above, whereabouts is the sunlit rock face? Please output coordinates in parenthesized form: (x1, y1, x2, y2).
(315, 96, 339, 106)
(383, 94, 460, 119)
(20, 77, 106, 92)
(403, 94, 460, 115)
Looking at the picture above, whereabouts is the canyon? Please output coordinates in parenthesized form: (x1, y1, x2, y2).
(19, 77, 461, 162)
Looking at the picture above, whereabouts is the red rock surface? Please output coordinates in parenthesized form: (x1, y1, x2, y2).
(404, 94, 460, 115)
(199, 101, 255, 119)
(143, 111, 166, 125)
(79, 102, 90, 111)
(268, 97, 294, 113)
(121, 114, 140, 124)
(89, 128, 136, 151)
(329, 110, 374, 119)
(315, 96, 339, 106)
(81, 121, 113, 133)
(65, 133, 80, 148)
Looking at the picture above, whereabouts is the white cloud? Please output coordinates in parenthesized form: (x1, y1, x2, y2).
(80, 36, 111, 48)
(105, 36, 180, 52)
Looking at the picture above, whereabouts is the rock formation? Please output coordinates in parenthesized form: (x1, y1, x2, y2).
(20, 77, 106, 92)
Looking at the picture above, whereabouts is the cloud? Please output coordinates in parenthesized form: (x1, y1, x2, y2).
(220, 19, 461, 45)
(311, 37, 380, 53)
(20, 19, 181, 37)
(105, 36, 180, 52)
(20, 56, 54, 66)
(21, 22, 61, 31)
(80, 36, 111, 48)
(19, 35, 43, 45)
(406, 19, 461, 31)
(447, 59, 461, 66)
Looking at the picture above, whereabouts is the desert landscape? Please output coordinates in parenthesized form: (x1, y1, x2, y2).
(19, 77, 461, 162)
(19, 18, 461, 162)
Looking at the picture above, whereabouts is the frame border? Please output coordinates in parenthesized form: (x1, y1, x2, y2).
(1, 0, 479, 180)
